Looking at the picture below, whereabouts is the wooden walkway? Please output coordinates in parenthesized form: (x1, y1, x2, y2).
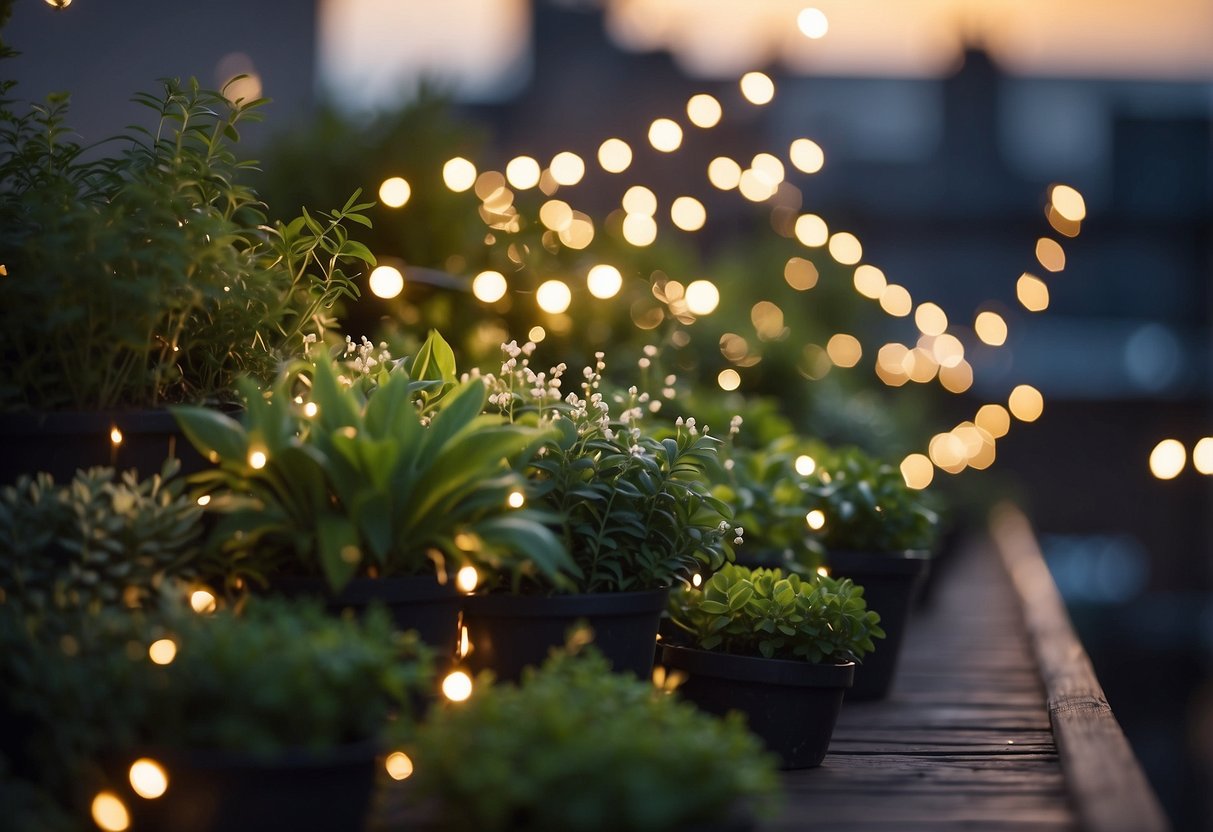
(764, 509, 1166, 831)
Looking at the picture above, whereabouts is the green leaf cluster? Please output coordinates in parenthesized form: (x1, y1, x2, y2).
(668, 564, 884, 663)
(173, 334, 575, 592)
(0, 78, 372, 410)
(712, 435, 831, 570)
(526, 416, 734, 593)
(409, 648, 778, 832)
(0, 460, 201, 614)
(805, 446, 939, 553)
(0, 596, 431, 813)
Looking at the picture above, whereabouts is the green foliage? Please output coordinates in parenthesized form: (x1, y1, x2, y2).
(0, 461, 201, 613)
(805, 446, 939, 553)
(668, 563, 884, 663)
(486, 346, 736, 593)
(173, 333, 575, 592)
(712, 434, 832, 570)
(0, 78, 372, 410)
(0, 596, 431, 810)
(410, 648, 779, 832)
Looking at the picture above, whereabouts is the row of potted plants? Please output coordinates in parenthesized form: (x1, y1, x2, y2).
(0, 67, 944, 829)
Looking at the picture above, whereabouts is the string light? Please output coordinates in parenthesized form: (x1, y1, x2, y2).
(190, 589, 217, 614)
(717, 369, 741, 391)
(648, 118, 684, 153)
(507, 489, 526, 508)
(707, 157, 742, 190)
(505, 156, 541, 190)
(385, 751, 414, 781)
(472, 271, 508, 303)
(443, 158, 477, 192)
(597, 138, 632, 173)
(684, 280, 720, 315)
(686, 94, 722, 128)
(91, 792, 129, 831)
(378, 177, 411, 208)
(456, 566, 479, 593)
(109, 427, 123, 445)
(789, 138, 825, 174)
(148, 639, 177, 665)
(586, 264, 623, 299)
(535, 280, 571, 314)
(797, 7, 829, 39)
(795, 455, 816, 476)
(739, 72, 775, 105)
(806, 509, 825, 530)
(442, 670, 473, 702)
(549, 152, 585, 186)
(1149, 439, 1186, 480)
(128, 758, 169, 799)
(369, 265, 404, 300)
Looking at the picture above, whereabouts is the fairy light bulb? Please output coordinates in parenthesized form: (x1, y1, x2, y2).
(442, 670, 473, 702)
(128, 758, 169, 799)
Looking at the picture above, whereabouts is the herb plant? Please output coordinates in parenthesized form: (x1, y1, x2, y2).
(0, 460, 201, 613)
(484, 342, 737, 593)
(0, 77, 372, 410)
(668, 563, 884, 663)
(410, 648, 778, 832)
(804, 446, 939, 553)
(173, 336, 574, 592)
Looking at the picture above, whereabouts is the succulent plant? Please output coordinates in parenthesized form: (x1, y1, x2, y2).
(409, 647, 779, 831)
(0, 460, 201, 613)
(668, 563, 884, 663)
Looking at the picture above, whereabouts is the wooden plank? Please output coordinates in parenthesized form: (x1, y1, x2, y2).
(991, 505, 1170, 832)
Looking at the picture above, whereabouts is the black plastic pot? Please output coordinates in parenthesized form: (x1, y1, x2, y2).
(827, 549, 930, 701)
(270, 575, 462, 656)
(660, 644, 853, 769)
(115, 741, 377, 832)
(462, 588, 668, 682)
(0, 409, 213, 485)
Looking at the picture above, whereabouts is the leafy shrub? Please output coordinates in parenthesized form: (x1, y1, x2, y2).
(0, 460, 201, 613)
(174, 335, 574, 592)
(0, 77, 371, 410)
(410, 648, 778, 832)
(667, 563, 884, 663)
(485, 343, 736, 593)
(804, 446, 939, 553)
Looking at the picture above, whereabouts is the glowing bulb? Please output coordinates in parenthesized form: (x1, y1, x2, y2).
(536, 280, 571, 314)
(1194, 438, 1213, 475)
(751, 153, 785, 185)
(622, 186, 657, 216)
(684, 280, 720, 316)
(528, 326, 546, 343)
(505, 156, 541, 190)
(975, 311, 1008, 346)
(686, 94, 722, 128)
(900, 454, 934, 490)
(648, 118, 683, 152)
(717, 369, 741, 391)
(806, 509, 826, 530)
(190, 589, 217, 614)
(828, 232, 862, 265)
(442, 670, 473, 702)
(456, 566, 479, 593)
(598, 138, 632, 173)
(129, 758, 169, 799)
(784, 257, 819, 291)
(975, 404, 1011, 439)
(539, 199, 573, 231)
(737, 169, 776, 202)
(853, 265, 886, 299)
(248, 450, 267, 470)
(826, 333, 862, 368)
(794, 214, 828, 247)
(1036, 238, 1066, 272)
(789, 138, 825, 174)
(378, 177, 411, 208)
(707, 157, 741, 190)
(1149, 439, 1186, 480)
(816, 566, 830, 577)
(740, 72, 775, 105)
(795, 455, 816, 476)
(1008, 385, 1044, 423)
(586, 265, 623, 299)
(472, 271, 508, 304)
(879, 284, 913, 317)
(385, 751, 414, 781)
(915, 303, 948, 337)
(148, 638, 177, 665)
(109, 427, 123, 445)
(622, 214, 657, 247)
(1050, 184, 1087, 222)
(303, 401, 318, 418)
(670, 196, 706, 231)
(692, 573, 703, 587)
(507, 490, 526, 508)
(46, 0, 74, 7)
(196, 495, 211, 507)
(442, 157, 477, 192)
(798, 7, 829, 38)
(369, 265, 404, 299)
(91, 792, 130, 832)
(549, 151, 585, 186)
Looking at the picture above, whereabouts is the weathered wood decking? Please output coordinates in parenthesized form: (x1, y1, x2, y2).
(763, 508, 1167, 831)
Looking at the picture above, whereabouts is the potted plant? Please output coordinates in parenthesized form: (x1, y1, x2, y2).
(0, 597, 431, 832)
(803, 446, 940, 700)
(662, 563, 883, 768)
(0, 69, 373, 483)
(404, 646, 779, 831)
(0, 460, 203, 614)
(171, 334, 574, 654)
(460, 342, 738, 681)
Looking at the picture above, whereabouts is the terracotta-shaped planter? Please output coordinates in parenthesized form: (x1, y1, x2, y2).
(661, 644, 853, 769)
(827, 549, 930, 701)
(462, 588, 668, 682)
